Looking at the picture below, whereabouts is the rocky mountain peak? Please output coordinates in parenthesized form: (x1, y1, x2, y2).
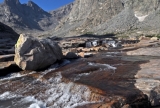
(52, 0, 160, 37)
(0, 0, 73, 34)
(4, 0, 20, 5)
(27, 0, 44, 12)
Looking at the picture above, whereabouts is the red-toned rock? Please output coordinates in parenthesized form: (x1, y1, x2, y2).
(78, 52, 84, 57)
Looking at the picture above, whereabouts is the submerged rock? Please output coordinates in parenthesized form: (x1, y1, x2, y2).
(14, 34, 63, 71)
(65, 52, 79, 59)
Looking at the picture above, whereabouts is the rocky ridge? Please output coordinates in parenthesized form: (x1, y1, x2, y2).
(51, 0, 160, 37)
(0, 0, 73, 34)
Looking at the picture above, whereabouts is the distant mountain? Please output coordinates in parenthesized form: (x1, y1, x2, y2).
(1, 0, 159, 37)
(0, 0, 73, 34)
(52, 0, 160, 37)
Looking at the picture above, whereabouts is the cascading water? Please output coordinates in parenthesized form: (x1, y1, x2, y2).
(0, 60, 96, 108)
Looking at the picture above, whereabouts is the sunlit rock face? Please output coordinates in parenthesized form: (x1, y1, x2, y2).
(14, 34, 63, 70)
(52, 0, 160, 37)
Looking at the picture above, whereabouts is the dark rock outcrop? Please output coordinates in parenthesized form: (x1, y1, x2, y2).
(0, 22, 19, 54)
(14, 34, 63, 70)
(0, 61, 22, 76)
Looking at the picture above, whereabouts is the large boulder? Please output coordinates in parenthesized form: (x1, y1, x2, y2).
(14, 34, 63, 70)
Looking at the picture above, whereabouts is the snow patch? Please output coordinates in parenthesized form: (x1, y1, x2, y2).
(135, 13, 148, 22)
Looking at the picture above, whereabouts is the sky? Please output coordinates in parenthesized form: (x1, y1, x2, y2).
(0, 0, 74, 11)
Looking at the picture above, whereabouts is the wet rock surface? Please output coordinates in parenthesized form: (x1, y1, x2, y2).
(0, 37, 160, 108)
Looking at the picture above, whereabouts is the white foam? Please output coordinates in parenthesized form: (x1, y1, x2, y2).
(88, 62, 117, 71)
(0, 91, 22, 100)
(0, 71, 97, 108)
(73, 73, 90, 81)
(72, 62, 116, 81)
(44, 73, 94, 108)
(20, 96, 46, 108)
(0, 92, 10, 99)
(0, 71, 36, 81)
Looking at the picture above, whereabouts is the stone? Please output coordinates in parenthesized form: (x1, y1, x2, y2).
(0, 54, 14, 62)
(126, 46, 160, 107)
(86, 42, 92, 48)
(84, 53, 93, 57)
(107, 40, 117, 47)
(0, 51, 4, 55)
(99, 46, 108, 51)
(78, 52, 84, 58)
(77, 47, 83, 52)
(126, 47, 160, 56)
(91, 40, 99, 47)
(82, 48, 91, 52)
(151, 37, 158, 41)
(65, 52, 79, 59)
(134, 59, 160, 106)
(0, 61, 22, 76)
(139, 36, 150, 40)
(93, 47, 100, 52)
(14, 34, 63, 70)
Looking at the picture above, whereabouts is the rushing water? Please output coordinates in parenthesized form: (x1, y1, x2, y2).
(0, 59, 98, 108)
(0, 72, 93, 108)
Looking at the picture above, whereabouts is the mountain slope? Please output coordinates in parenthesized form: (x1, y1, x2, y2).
(52, 0, 160, 37)
(0, 0, 73, 34)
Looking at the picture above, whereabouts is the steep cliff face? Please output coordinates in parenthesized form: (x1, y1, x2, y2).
(54, 0, 124, 36)
(49, 3, 73, 20)
(0, 0, 73, 34)
(53, 0, 160, 37)
(97, 0, 160, 35)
